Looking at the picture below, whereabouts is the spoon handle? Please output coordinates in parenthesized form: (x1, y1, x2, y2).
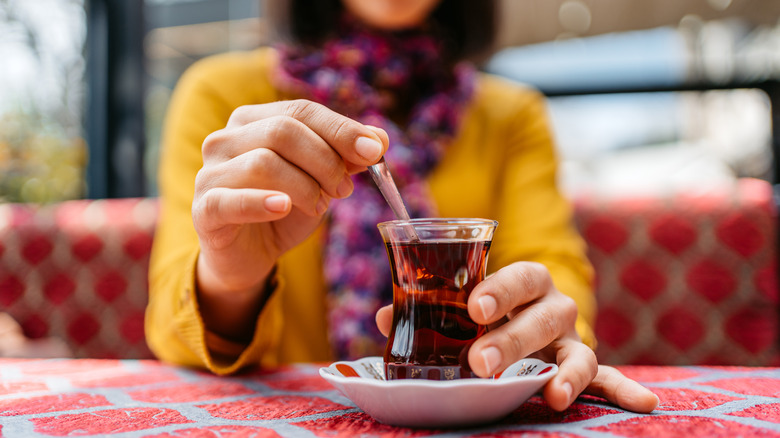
(368, 157, 411, 221)
(368, 157, 420, 241)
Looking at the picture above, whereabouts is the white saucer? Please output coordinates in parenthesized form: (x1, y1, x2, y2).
(319, 356, 557, 428)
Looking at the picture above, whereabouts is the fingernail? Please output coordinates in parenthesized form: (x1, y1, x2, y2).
(316, 194, 329, 215)
(481, 346, 502, 376)
(477, 295, 497, 321)
(562, 381, 573, 404)
(264, 194, 289, 213)
(337, 174, 353, 198)
(355, 136, 383, 162)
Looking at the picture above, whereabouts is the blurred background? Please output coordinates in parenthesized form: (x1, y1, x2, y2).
(0, 0, 777, 203)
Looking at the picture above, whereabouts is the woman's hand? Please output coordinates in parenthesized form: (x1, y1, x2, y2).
(376, 261, 659, 413)
(193, 99, 388, 339)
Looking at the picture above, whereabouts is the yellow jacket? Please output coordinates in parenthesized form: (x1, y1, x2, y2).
(146, 47, 595, 375)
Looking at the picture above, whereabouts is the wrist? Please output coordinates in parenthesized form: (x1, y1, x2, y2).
(195, 254, 277, 342)
(195, 249, 274, 297)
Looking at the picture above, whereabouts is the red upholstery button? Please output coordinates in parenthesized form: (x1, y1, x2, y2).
(44, 272, 76, 305)
(71, 233, 103, 262)
(657, 307, 704, 351)
(21, 234, 53, 265)
(0, 275, 24, 306)
(648, 214, 697, 255)
(95, 271, 127, 303)
(619, 260, 667, 302)
(686, 259, 736, 303)
(716, 213, 763, 258)
(583, 215, 629, 254)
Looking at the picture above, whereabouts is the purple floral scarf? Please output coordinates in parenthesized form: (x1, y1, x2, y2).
(274, 14, 476, 360)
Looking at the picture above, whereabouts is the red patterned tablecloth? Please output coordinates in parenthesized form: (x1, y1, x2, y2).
(1, 359, 780, 437)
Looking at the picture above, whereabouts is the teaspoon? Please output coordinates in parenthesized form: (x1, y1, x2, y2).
(367, 157, 420, 240)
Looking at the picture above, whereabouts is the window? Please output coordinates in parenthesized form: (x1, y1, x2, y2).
(144, 0, 266, 195)
(488, 8, 779, 199)
(83, 0, 264, 199)
(3, 1, 776, 202)
(0, 0, 87, 203)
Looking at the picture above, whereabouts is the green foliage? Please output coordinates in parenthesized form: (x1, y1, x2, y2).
(0, 110, 86, 203)
(0, 0, 86, 203)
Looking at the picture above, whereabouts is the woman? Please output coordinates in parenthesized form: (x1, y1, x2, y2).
(146, 0, 658, 413)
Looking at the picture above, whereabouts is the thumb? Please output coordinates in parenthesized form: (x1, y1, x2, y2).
(375, 304, 393, 337)
(365, 125, 390, 153)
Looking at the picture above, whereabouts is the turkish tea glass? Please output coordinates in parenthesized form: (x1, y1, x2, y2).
(377, 218, 498, 380)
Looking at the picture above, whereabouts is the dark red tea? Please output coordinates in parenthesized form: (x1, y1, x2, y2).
(383, 240, 491, 380)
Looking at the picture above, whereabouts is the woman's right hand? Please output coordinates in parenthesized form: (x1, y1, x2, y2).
(192, 99, 388, 339)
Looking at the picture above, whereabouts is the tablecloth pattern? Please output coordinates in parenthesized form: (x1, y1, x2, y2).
(1, 359, 780, 437)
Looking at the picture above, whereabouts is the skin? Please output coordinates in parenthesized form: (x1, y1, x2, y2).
(340, 0, 442, 30)
(194, 0, 659, 413)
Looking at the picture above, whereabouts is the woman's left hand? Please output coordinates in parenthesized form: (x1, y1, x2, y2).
(376, 261, 659, 413)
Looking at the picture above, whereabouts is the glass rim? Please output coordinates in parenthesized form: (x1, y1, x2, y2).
(377, 217, 498, 229)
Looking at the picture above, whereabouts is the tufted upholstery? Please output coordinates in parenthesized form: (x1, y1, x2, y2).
(0, 198, 157, 359)
(0, 178, 777, 364)
(574, 178, 779, 366)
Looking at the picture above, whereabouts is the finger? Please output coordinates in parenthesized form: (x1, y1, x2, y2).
(197, 149, 328, 217)
(584, 365, 660, 413)
(193, 187, 291, 233)
(467, 293, 576, 377)
(541, 340, 598, 411)
(345, 124, 392, 175)
(375, 305, 393, 337)
(203, 118, 354, 199)
(468, 262, 554, 326)
(225, 100, 389, 166)
(365, 125, 390, 151)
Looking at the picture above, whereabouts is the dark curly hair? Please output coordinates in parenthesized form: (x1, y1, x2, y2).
(266, 0, 497, 63)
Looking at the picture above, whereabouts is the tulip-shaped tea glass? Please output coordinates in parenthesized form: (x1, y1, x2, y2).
(377, 218, 498, 381)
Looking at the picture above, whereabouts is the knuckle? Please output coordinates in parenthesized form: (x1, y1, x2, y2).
(236, 190, 251, 217)
(530, 305, 558, 341)
(570, 345, 599, 389)
(261, 115, 297, 145)
(192, 187, 219, 228)
(285, 99, 363, 149)
(227, 104, 254, 126)
(244, 147, 278, 172)
(194, 167, 207, 191)
(585, 347, 599, 371)
(503, 326, 525, 358)
(200, 188, 221, 217)
(330, 117, 360, 144)
(559, 294, 579, 326)
(507, 263, 536, 298)
(491, 269, 515, 306)
(507, 261, 556, 297)
(324, 157, 347, 184)
(194, 167, 218, 198)
(284, 99, 319, 120)
(532, 262, 554, 290)
(574, 338, 598, 366)
(202, 129, 229, 157)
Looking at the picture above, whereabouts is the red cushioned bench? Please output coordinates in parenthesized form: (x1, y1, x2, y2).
(574, 178, 778, 366)
(0, 178, 777, 365)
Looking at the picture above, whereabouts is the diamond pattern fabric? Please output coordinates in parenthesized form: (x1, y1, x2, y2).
(574, 178, 779, 366)
(0, 198, 156, 359)
(0, 178, 776, 365)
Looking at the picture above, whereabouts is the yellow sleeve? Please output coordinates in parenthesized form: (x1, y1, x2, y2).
(145, 50, 286, 374)
(493, 85, 596, 348)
